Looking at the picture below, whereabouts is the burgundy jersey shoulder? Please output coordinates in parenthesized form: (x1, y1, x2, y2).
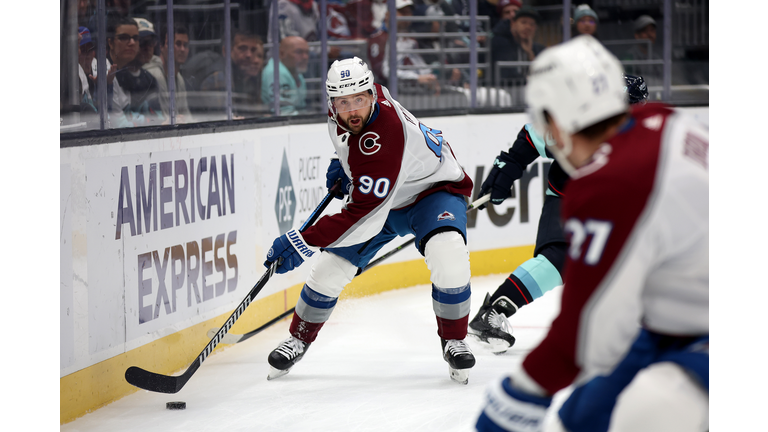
(562, 103, 674, 218)
(372, 83, 414, 130)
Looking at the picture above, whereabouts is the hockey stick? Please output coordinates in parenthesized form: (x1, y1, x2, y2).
(206, 307, 295, 344)
(124, 181, 342, 394)
(213, 194, 492, 345)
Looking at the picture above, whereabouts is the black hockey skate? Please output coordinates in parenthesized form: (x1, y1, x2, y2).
(267, 336, 310, 380)
(468, 293, 516, 354)
(441, 338, 475, 385)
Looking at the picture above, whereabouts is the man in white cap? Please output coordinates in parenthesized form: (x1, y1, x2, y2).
(134, 17, 158, 67)
(475, 35, 709, 432)
(264, 56, 477, 385)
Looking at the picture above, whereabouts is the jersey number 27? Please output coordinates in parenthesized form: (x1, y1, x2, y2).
(564, 218, 613, 265)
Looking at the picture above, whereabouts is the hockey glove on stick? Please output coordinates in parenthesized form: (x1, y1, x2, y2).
(476, 376, 552, 432)
(264, 229, 319, 274)
(479, 152, 523, 209)
(325, 158, 351, 199)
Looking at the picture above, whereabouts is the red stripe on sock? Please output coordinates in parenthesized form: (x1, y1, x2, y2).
(507, 277, 530, 304)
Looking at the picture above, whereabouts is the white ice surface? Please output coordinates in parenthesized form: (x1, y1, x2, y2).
(61, 274, 562, 432)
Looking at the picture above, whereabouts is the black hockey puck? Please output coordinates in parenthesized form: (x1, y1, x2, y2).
(166, 401, 186, 410)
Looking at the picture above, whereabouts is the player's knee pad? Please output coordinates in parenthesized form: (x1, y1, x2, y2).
(424, 231, 471, 289)
(610, 362, 709, 432)
(536, 242, 567, 274)
(306, 251, 358, 298)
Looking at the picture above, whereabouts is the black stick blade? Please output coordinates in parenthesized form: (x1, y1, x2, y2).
(125, 366, 190, 394)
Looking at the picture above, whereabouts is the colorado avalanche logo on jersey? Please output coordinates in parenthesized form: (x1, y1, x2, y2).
(437, 211, 455, 221)
(359, 131, 382, 155)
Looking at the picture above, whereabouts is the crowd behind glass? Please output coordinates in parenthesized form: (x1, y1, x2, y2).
(60, 0, 708, 132)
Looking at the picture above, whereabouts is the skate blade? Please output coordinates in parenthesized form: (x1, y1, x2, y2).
(468, 333, 513, 354)
(267, 366, 291, 381)
(449, 366, 470, 385)
(487, 338, 513, 354)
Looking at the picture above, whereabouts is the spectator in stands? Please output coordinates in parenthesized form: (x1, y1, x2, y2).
(268, 0, 320, 43)
(372, 0, 387, 31)
(419, 0, 474, 87)
(108, 16, 163, 127)
(134, 18, 158, 68)
(413, 0, 461, 61)
(491, 6, 544, 82)
(620, 14, 661, 85)
(473, 0, 505, 30)
(380, 0, 440, 94)
(497, 0, 520, 21)
(572, 4, 598, 37)
(262, 36, 310, 115)
(110, 0, 131, 17)
(627, 15, 658, 60)
(329, 0, 378, 39)
(191, 29, 267, 119)
(77, 26, 99, 120)
(143, 24, 193, 123)
(325, 0, 370, 64)
(78, 0, 95, 28)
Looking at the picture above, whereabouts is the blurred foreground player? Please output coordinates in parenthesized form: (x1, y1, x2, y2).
(468, 74, 649, 353)
(476, 35, 708, 431)
(264, 57, 477, 384)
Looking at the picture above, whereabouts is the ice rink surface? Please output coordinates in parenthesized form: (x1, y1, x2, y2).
(62, 274, 563, 432)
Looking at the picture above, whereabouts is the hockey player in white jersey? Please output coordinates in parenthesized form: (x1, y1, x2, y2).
(476, 35, 709, 431)
(263, 57, 477, 384)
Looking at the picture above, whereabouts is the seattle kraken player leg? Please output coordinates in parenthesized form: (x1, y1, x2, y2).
(469, 194, 566, 353)
(268, 191, 475, 383)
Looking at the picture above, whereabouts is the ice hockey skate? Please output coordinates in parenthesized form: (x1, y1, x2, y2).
(441, 338, 475, 385)
(468, 293, 516, 354)
(267, 336, 310, 380)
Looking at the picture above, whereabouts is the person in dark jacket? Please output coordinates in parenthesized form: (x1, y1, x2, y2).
(490, 7, 544, 83)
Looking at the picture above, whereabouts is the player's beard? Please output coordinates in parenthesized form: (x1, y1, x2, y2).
(346, 114, 365, 134)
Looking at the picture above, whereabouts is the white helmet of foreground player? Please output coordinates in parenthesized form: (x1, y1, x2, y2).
(327, 57, 377, 117)
(525, 35, 627, 175)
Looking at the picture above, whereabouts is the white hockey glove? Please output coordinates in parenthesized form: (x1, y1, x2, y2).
(476, 376, 552, 432)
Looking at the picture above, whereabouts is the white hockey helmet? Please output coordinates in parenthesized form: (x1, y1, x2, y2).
(525, 35, 627, 174)
(326, 56, 376, 105)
